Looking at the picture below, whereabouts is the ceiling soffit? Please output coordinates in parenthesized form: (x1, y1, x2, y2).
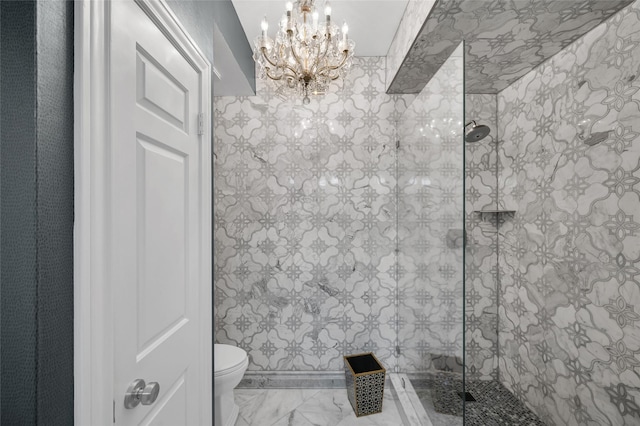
(387, 0, 634, 94)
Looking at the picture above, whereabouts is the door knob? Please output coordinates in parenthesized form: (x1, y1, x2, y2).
(124, 379, 160, 408)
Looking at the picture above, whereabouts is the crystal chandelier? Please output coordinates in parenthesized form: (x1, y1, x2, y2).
(253, 0, 355, 104)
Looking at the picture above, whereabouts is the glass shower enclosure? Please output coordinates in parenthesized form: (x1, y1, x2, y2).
(395, 43, 466, 424)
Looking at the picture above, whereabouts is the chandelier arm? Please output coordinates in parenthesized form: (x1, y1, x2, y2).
(276, 43, 303, 77)
(281, 63, 302, 80)
(261, 46, 300, 78)
(260, 47, 280, 68)
(305, 41, 328, 78)
(265, 64, 298, 82)
(265, 68, 285, 80)
(317, 34, 332, 65)
(265, 64, 297, 81)
(287, 32, 305, 71)
(317, 49, 349, 75)
(319, 65, 338, 79)
(310, 40, 326, 75)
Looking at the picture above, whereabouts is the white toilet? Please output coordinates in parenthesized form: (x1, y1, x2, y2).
(214, 344, 249, 426)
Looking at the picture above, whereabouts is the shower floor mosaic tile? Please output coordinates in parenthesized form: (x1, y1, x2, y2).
(411, 375, 546, 426)
(233, 387, 406, 426)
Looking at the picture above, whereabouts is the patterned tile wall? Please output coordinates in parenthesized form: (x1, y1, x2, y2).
(465, 93, 499, 381)
(214, 51, 473, 375)
(214, 57, 414, 371)
(386, 0, 460, 95)
(387, 0, 632, 94)
(384, 0, 437, 92)
(396, 46, 465, 372)
(497, 1, 640, 424)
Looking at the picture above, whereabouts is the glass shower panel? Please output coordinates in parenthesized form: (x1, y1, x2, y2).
(463, 80, 500, 384)
(396, 43, 465, 423)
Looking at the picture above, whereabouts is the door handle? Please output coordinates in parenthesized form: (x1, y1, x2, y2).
(124, 379, 160, 408)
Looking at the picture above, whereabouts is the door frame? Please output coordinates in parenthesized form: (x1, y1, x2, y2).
(73, 1, 212, 423)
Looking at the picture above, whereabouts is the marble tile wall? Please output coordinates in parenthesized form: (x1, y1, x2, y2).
(384, 0, 437, 93)
(396, 45, 465, 372)
(387, 0, 632, 94)
(497, 1, 640, 424)
(386, 0, 461, 95)
(465, 93, 499, 381)
(214, 50, 472, 376)
(213, 57, 414, 372)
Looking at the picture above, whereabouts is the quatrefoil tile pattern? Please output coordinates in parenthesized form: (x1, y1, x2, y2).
(387, 0, 633, 94)
(465, 93, 500, 381)
(214, 53, 484, 375)
(396, 47, 466, 374)
(497, 2, 640, 425)
(214, 57, 413, 372)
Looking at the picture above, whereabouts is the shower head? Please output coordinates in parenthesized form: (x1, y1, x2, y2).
(465, 121, 491, 143)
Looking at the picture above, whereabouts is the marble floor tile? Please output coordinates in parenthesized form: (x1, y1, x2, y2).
(234, 387, 405, 426)
(235, 389, 321, 426)
(234, 415, 251, 426)
(293, 389, 353, 425)
(232, 377, 545, 425)
(271, 410, 316, 426)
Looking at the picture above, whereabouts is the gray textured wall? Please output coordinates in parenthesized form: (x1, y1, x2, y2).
(169, 0, 255, 95)
(35, 1, 75, 423)
(166, 0, 214, 63)
(1, 2, 40, 424)
(1, 0, 74, 424)
(0, 1, 216, 424)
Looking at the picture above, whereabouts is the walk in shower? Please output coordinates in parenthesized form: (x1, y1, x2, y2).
(214, 0, 640, 424)
(394, 43, 467, 423)
(214, 42, 478, 424)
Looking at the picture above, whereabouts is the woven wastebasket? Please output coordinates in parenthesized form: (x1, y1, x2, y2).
(344, 353, 386, 417)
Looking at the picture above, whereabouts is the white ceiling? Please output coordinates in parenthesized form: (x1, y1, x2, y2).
(230, 0, 410, 57)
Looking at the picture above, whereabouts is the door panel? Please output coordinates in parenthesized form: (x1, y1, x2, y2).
(136, 49, 189, 131)
(110, 1, 204, 424)
(136, 136, 188, 357)
(138, 374, 188, 426)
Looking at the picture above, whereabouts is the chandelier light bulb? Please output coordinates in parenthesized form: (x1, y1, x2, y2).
(324, 2, 331, 17)
(285, 2, 293, 30)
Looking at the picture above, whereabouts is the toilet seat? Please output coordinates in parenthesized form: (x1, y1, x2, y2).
(214, 344, 248, 377)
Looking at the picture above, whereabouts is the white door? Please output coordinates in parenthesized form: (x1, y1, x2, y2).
(108, 1, 211, 424)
